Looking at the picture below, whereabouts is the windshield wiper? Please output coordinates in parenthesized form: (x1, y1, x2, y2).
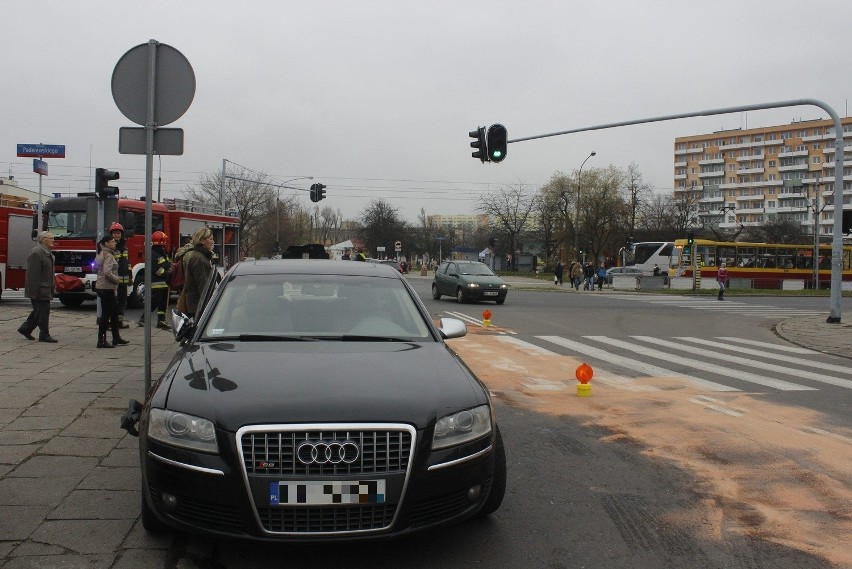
(341, 335, 411, 342)
(200, 334, 316, 342)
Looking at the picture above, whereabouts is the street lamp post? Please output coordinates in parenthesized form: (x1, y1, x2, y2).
(275, 176, 314, 252)
(574, 151, 596, 260)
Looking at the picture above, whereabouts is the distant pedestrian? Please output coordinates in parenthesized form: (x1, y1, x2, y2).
(18, 231, 58, 343)
(95, 235, 129, 348)
(653, 264, 661, 276)
(570, 261, 583, 290)
(583, 262, 595, 290)
(181, 227, 215, 318)
(717, 262, 729, 301)
(597, 264, 607, 290)
(554, 260, 563, 286)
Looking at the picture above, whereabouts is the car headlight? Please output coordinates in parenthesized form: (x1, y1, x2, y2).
(432, 405, 492, 450)
(500, 284, 507, 289)
(148, 408, 219, 454)
(466, 282, 480, 288)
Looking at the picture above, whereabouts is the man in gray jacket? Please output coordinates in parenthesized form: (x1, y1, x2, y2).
(18, 231, 58, 343)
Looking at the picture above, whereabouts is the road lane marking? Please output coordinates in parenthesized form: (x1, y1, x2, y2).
(537, 336, 739, 392)
(677, 337, 852, 375)
(715, 338, 817, 354)
(587, 336, 814, 391)
(688, 395, 745, 417)
(631, 336, 851, 390)
(496, 337, 661, 392)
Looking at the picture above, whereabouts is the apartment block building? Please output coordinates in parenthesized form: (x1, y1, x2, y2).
(673, 117, 852, 235)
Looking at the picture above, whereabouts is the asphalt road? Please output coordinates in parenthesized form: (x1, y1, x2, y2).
(1, 286, 847, 568)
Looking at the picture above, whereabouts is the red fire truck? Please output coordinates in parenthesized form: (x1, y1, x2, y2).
(0, 194, 37, 302)
(43, 194, 240, 307)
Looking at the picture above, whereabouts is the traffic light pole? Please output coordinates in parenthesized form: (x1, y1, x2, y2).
(500, 98, 845, 323)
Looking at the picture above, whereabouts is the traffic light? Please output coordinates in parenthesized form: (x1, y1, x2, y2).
(469, 126, 488, 163)
(95, 168, 120, 197)
(687, 231, 695, 246)
(487, 124, 508, 163)
(309, 183, 327, 203)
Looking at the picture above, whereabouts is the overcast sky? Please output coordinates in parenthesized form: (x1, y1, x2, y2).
(4, 0, 852, 222)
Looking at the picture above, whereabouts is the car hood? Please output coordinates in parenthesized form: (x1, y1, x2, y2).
(161, 341, 487, 432)
(462, 275, 504, 286)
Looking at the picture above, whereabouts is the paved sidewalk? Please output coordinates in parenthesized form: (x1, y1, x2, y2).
(1, 288, 850, 566)
(0, 302, 176, 568)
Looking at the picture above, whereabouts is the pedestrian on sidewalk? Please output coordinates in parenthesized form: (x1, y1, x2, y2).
(95, 235, 129, 348)
(554, 260, 563, 286)
(717, 262, 729, 301)
(138, 231, 171, 329)
(109, 222, 132, 329)
(181, 227, 215, 318)
(597, 264, 607, 290)
(583, 261, 595, 290)
(18, 231, 58, 343)
(570, 261, 583, 290)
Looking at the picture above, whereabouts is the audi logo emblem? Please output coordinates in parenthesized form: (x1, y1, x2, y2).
(297, 440, 360, 465)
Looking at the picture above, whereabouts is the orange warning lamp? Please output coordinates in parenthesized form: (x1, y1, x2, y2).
(575, 363, 593, 384)
(482, 309, 492, 327)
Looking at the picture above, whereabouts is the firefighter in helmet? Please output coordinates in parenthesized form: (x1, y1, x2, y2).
(138, 230, 171, 330)
(108, 222, 131, 329)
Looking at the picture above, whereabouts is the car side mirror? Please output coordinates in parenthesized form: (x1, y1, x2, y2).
(438, 317, 467, 339)
(171, 309, 195, 341)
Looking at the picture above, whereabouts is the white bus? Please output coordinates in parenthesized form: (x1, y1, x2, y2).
(626, 241, 676, 275)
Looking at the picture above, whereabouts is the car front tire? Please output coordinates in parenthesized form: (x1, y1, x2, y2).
(432, 284, 441, 300)
(495, 298, 505, 305)
(456, 288, 465, 303)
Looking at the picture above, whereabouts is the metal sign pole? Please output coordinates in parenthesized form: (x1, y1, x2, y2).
(143, 40, 158, 393)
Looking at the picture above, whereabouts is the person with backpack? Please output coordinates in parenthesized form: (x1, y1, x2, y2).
(138, 231, 171, 329)
(597, 264, 607, 290)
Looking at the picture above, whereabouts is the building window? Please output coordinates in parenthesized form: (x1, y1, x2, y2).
(769, 160, 776, 167)
(813, 157, 821, 164)
(768, 201, 776, 208)
(782, 132, 792, 139)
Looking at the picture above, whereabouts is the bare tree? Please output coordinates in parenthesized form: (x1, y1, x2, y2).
(477, 183, 536, 269)
(357, 199, 408, 255)
(184, 167, 274, 258)
(623, 162, 653, 238)
(578, 166, 629, 263)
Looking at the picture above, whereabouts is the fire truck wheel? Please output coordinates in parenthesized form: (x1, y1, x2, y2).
(58, 294, 85, 308)
(128, 274, 144, 309)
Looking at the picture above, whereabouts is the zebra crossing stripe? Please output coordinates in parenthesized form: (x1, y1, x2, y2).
(715, 337, 817, 354)
(677, 337, 851, 375)
(631, 336, 851, 390)
(536, 336, 739, 392)
(496, 337, 660, 392)
(444, 311, 482, 326)
(588, 336, 814, 391)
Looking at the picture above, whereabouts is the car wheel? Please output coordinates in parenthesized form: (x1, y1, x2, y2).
(432, 284, 441, 300)
(456, 288, 465, 303)
(478, 425, 506, 517)
(141, 488, 170, 534)
(495, 298, 505, 305)
(58, 294, 85, 307)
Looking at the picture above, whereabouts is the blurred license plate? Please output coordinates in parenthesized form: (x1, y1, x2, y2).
(270, 480, 386, 505)
(483, 291, 498, 296)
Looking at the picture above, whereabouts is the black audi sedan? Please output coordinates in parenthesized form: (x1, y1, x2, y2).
(135, 259, 506, 541)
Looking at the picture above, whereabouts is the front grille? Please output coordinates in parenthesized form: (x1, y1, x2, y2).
(240, 428, 413, 476)
(258, 504, 396, 533)
(149, 484, 244, 534)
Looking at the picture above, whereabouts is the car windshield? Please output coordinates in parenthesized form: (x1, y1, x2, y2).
(460, 263, 495, 277)
(201, 273, 432, 341)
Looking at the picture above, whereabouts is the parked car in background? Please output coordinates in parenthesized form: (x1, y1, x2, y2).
(132, 260, 506, 541)
(605, 266, 644, 284)
(432, 260, 508, 304)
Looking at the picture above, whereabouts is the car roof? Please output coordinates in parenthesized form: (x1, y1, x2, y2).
(229, 259, 401, 278)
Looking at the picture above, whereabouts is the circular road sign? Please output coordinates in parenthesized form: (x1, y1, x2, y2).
(111, 42, 196, 126)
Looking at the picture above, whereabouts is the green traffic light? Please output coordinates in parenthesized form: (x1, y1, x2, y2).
(491, 150, 503, 159)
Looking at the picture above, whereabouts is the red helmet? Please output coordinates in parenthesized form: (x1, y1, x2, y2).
(108, 222, 124, 234)
(151, 231, 167, 246)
